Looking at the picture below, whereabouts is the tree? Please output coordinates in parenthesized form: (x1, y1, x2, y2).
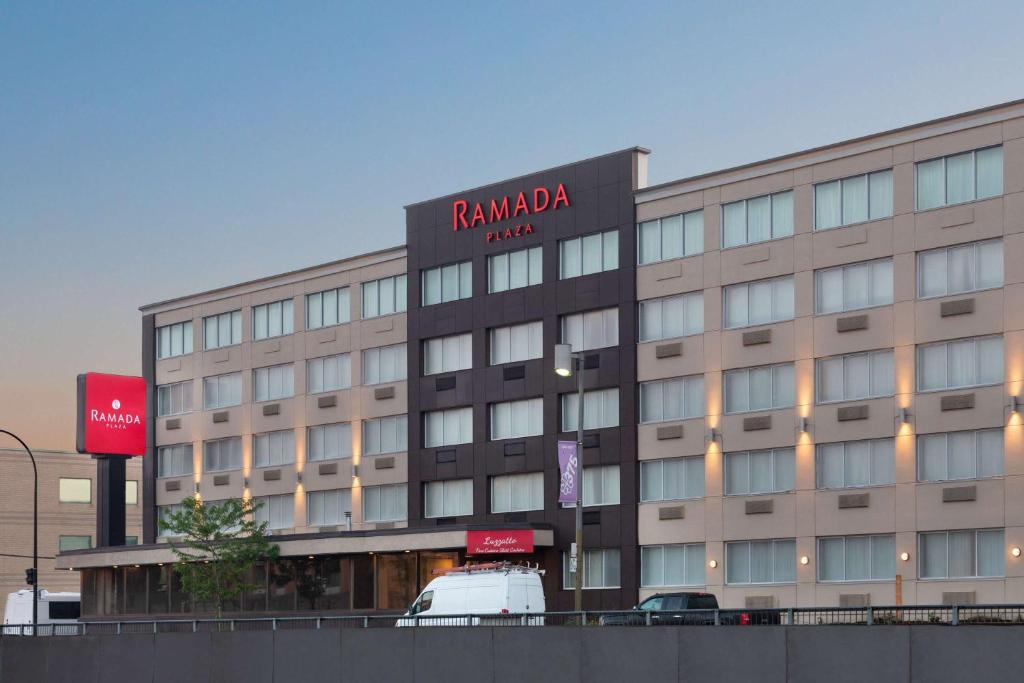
(159, 496, 279, 618)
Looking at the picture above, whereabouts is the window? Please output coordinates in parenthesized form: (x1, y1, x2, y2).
(307, 489, 352, 527)
(919, 529, 1005, 579)
(59, 535, 91, 552)
(363, 343, 408, 384)
(424, 407, 473, 447)
(202, 372, 241, 409)
(918, 429, 1003, 482)
(253, 363, 294, 402)
(638, 210, 704, 264)
(307, 354, 351, 394)
(156, 320, 193, 359)
(362, 274, 407, 318)
(203, 436, 242, 472)
(253, 430, 296, 468)
(726, 539, 796, 584)
(203, 310, 242, 349)
(421, 261, 472, 306)
(423, 334, 471, 375)
(489, 321, 543, 365)
(253, 494, 294, 530)
(157, 504, 185, 536)
(59, 478, 91, 503)
(816, 350, 894, 403)
(126, 481, 138, 505)
(490, 398, 543, 440)
(362, 415, 408, 455)
(562, 548, 621, 589)
(158, 444, 194, 478)
(253, 299, 294, 340)
(363, 483, 407, 522)
(814, 170, 893, 230)
(723, 275, 794, 329)
(488, 246, 542, 292)
(916, 336, 1003, 391)
(640, 456, 705, 501)
(818, 535, 895, 582)
(917, 239, 1003, 299)
(641, 544, 706, 587)
(723, 363, 795, 414)
(157, 380, 193, 417)
(722, 190, 794, 248)
(638, 292, 703, 342)
(307, 422, 352, 461)
(561, 388, 619, 431)
(559, 230, 618, 279)
(916, 146, 1003, 211)
(490, 472, 544, 513)
(816, 439, 894, 489)
(815, 259, 893, 314)
(306, 286, 351, 330)
(424, 479, 473, 518)
(724, 449, 795, 495)
(125, 536, 138, 546)
(581, 465, 620, 507)
(640, 376, 704, 423)
(560, 308, 619, 352)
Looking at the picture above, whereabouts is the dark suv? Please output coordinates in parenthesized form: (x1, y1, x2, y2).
(598, 592, 780, 626)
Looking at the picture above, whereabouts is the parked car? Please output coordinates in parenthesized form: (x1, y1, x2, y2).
(396, 562, 545, 626)
(598, 592, 781, 626)
(3, 589, 81, 635)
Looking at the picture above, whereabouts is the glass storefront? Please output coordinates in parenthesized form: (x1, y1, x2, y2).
(79, 550, 461, 617)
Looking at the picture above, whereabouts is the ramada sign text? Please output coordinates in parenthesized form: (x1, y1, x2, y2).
(452, 183, 570, 243)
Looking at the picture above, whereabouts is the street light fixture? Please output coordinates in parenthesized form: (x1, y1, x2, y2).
(554, 343, 584, 612)
(1, 429, 38, 635)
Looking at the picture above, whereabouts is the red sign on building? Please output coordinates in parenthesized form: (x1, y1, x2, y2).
(466, 530, 535, 554)
(76, 372, 147, 456)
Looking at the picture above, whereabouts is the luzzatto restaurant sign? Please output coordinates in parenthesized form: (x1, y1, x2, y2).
(76, 372, 147, 456)
(452, 183, 570, 243)
(467, 530, 535, 554)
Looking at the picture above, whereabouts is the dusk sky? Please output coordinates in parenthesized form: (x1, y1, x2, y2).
(2, 1, 1024, 451)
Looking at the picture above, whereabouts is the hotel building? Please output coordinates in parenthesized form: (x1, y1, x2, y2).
(59, 99, 1024, 615)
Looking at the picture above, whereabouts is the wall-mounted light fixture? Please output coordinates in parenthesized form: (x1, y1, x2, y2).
(708, 559, 718, 569)
(1012, 547, 1022, 558)
(798, 417, 809, 433)
(243, 477, 249, 488)
(705, 428, 720, 444)
(900, 552, 910, 562)
(800, 556, 809, 566)
(1010, 396, 1020, 413)
(899, 407, 910, 424)
(194, 482, 201, 493)
(352, 464, 359, 477)
(296, 471, 303, 484)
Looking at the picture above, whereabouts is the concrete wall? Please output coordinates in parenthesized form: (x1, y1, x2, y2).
(3, 625, 1024, 682)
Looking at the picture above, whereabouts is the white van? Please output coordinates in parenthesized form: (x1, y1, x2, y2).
(397, 563, 545, 626)
(3, 589, 81, 635)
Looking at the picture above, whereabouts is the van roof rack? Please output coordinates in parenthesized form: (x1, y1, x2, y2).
(432, 561, 544, 576)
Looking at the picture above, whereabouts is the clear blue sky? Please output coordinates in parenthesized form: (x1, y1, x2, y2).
(2, 0, 1023, 449)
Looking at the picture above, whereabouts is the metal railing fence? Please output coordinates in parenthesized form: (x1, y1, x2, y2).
(4, 604, 1024, 636)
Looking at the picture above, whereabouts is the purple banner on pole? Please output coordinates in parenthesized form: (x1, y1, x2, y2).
(558, 440, 578, 504)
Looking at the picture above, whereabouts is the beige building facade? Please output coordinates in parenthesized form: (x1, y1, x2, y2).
(635, 99, 1024, 608)
(0, 448, 141, 615)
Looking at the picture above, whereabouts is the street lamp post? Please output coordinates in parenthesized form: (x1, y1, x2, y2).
(1, 429, 38, 634)
(554, 344, 585, 612)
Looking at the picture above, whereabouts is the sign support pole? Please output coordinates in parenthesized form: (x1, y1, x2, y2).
(93, 454, 127, 547)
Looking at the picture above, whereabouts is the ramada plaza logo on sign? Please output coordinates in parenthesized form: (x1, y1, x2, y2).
(91, 397, 142, 431)
(452, 183, 570, 243)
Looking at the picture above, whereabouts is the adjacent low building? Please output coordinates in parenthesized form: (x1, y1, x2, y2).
(59, 98, 1024, 615)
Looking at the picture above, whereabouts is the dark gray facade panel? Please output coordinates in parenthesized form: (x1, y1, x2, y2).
(405, 149, 642, 609)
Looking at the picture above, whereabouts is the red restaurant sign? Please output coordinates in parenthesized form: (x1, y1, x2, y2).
(452, 183, 570, 232)
(76, 372, 147, 456)
(466, 530, 535, 555)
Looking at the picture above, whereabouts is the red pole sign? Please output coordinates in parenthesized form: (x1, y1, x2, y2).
(76, 372, 147, 456)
